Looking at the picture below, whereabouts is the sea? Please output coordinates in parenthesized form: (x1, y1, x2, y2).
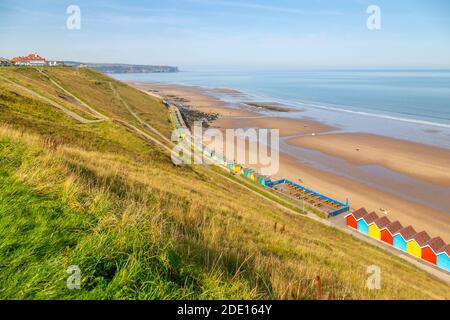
(113, 68, 450, 149)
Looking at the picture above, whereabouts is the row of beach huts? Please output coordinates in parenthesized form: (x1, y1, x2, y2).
(345, 208, 450, 272)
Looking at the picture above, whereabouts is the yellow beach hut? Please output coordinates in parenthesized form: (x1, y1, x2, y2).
(368, 216, 391, 240)
(406, 231, 431, 258)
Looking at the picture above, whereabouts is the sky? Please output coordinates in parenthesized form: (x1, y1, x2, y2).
(1, 0, 450, 68)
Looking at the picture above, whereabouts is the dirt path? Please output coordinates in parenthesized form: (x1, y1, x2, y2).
(0, 75, 104, 124)
(37, 69, 108, 120)
(109, 82, 174, 146)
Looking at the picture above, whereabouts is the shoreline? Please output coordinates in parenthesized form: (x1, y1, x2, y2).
(286, 132, 450, 187)
(129, 80, 450, 242)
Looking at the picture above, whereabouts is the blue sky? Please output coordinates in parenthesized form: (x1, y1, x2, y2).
(1, 0, 449, 68)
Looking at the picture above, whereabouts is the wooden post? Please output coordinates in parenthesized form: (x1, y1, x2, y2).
(316, 275, 322, 300)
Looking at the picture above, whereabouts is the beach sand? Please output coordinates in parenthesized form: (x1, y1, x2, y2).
(275, 153, 450, 242)
(129, 81, 450, 242)
(130, 81, 257, 117)
(213, 116, 334, 137)
(287, 133, 450, 187)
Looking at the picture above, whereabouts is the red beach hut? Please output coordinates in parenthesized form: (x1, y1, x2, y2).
(345, 207, 368, 229)
(380, 221, 403, 245)
(421, 237, 446, 265)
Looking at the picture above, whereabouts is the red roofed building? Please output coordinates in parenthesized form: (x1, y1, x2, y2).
(11, 53, 47, 66)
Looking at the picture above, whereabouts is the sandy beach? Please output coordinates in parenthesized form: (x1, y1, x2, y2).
(213, 116, 334, 137)
(130, 81, 450, 242)
(129, 82, 257, 117)
(287, 133, 450, 187)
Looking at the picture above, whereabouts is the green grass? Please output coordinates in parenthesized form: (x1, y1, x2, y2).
(0, 67, 449, 300)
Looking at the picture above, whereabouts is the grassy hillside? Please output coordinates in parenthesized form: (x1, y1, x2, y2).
(0, 66, 448, 299)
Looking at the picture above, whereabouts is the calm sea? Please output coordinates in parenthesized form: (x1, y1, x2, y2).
(113, 69, 450, 149)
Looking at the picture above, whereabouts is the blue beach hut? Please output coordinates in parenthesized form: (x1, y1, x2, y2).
(437, 245, 450, 272)
(392, 226, 416, 252)
(357, 211, 378, 235)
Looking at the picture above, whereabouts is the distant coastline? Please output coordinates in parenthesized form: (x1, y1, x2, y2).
(63, 61, 179, 73)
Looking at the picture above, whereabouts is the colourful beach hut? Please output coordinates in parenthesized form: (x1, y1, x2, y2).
(345, 207, 368, 230)
(436, 245, 450, 272)
(357, 211, 379, 235)
(380, 221, 403, 246)
(258, 176, 272, 186)
(243, 168, 252, 178)
(421, 237, 446, 265)
(393, 226, 416, 252)
(368, 216, 391, 240)
(406, 231, 430, 258)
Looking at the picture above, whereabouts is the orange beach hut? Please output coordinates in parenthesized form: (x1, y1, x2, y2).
(380, 221, 403, 245)
(345, 207, 368, 230)
(421, 237, 446, 265)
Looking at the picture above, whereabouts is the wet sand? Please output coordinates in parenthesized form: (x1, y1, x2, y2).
(213, 116, 334, 137)
(287, 133, 450, 187)
(129, 81, 257, 117)
(129, 81, 450, 242)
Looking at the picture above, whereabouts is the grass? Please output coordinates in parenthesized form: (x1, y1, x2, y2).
(0, 66, 449, 300)
(211, 166, 306, 215)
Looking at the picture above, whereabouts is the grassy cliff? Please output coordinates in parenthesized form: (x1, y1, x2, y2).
(0, 66, 448, 299)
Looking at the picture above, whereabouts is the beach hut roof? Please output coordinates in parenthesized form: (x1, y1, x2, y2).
(411, 231, 431, 247)
(425, 237, 446, 253)
(437, 244, 450, 256)
(362, 211, 379, 224)
(396, 226, 416, 240)
(373, 216, 391, 229)
(384, 221, 403, 234)
(351, 207, 368, 220)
